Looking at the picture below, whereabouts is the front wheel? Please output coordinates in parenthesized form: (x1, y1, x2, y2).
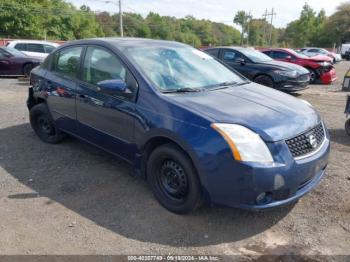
(147, 144, 203, 214)
(30, 103, 65, 144)
(308, 68, 317, 84)
(346, 119, 350, 136)
(254, 75, 274, 88)
(23, 63, 34, 77)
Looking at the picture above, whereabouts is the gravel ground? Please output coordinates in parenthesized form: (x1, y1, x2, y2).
(0, 62, 349, 259)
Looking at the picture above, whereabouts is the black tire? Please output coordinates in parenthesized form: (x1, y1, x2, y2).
(30, 103, 65, 144)
(346, 119, 350, 136)
(147, 143, 203, 214)
(23, 63, 34, 77)
(254, 75, 274, 88)
(307, 68, 317, 84)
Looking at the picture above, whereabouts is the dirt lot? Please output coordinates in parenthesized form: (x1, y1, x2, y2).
(0, 62, 349, 259)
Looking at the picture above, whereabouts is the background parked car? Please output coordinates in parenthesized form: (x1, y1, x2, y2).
(0, 47, 42, 76)
(300, 47, 342, 63)
(341, 43, 350, 60)
(261, 48, 336, 84)
(204, 47, 310, 92)
(6, 40, 59, 59)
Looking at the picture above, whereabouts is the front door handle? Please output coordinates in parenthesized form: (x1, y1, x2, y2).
(78, 94, 87, 100)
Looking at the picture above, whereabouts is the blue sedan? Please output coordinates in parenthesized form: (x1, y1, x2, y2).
(27, 38, 330, 214)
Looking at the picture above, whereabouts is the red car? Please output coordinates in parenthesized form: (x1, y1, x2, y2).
(261, 48, 336, 84)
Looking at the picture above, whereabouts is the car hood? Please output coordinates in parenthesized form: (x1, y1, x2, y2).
(259, 60, 309, 74)
(307, 55, 332, 63)
(167, 83, 320, 142)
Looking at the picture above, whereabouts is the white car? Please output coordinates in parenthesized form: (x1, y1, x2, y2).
(300, 47, 342, 63)
(6, 40, 60, 59)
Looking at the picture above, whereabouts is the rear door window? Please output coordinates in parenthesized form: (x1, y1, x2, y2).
(53, 46, 83, 79)
(205, 49, 219, 58)
(271, 51, 290, 59)
(26, 44, 45, 53)
(14, 43, 27, 51)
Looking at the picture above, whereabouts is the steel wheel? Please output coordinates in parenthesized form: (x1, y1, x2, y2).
(147, 143, 203, 214)
(30, 103, 65, 144)
(158, 160, 188, 201)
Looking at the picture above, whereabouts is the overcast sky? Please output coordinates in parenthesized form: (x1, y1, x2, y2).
(69, 0, 346, 28)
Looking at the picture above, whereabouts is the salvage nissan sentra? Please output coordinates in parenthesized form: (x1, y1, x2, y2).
(27, 38, 330, 214)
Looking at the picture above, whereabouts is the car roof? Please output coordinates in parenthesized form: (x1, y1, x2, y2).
(205, 46, 250, 51)
(9, 40, 59, 46)
(61, 37, 188, 49)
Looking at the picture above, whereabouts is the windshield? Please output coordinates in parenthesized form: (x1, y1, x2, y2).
(5, 47, 27, 57)
(287, 49, 309, 59)
(124, 45, 245, 92)
(240, 49, 273, 63)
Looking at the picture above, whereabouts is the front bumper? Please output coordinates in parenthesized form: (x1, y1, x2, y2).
(274, 74, 310, 92)
(195, 127, 330, 210)
(319, 68, 337, 84)
(275, 80, 310, 92)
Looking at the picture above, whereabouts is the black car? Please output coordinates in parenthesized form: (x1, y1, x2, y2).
(204, 47, 310, 92)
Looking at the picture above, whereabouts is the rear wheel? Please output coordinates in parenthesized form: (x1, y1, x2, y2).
(254, 75, 274, 88)
(30, 103, 65, 144)
(147, 144, 203, 214)
(23, 63, 34, 77)
(346, 119, 350, 136)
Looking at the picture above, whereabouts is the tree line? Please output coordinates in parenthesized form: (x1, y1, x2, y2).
(0, 0, 349, 48)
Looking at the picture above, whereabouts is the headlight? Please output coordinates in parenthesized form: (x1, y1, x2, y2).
(274, 70, 298, 78)
(211, 123, 274, 163)
(317, 62, 331, 67)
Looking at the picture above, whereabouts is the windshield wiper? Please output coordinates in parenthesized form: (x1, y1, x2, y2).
(162, 87, 203, 93)
(206, 81, 238, 90)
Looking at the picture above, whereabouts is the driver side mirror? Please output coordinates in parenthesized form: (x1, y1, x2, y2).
(285, 55, 292, 61)
(97, 79, 129, 95)
(235, 58, 246, 65)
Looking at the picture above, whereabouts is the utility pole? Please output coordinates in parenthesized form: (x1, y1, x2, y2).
(246, 11, 252, 46)
(262, 8, 276, 47)
(268, 8, 276, 47)
(119, 0, 123, 37)
(262, 9, 268, 46)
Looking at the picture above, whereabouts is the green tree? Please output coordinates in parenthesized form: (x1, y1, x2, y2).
(321, 3, 350, 46)
(234, 11, 249, 45)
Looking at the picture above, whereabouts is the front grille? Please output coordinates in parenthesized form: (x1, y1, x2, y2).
(297, 74, 310, 82)
(286, 123, 325, 158)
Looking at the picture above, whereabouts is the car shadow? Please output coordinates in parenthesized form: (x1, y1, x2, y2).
(0, 123, 292, 247)
(329, 128, 350, 147)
